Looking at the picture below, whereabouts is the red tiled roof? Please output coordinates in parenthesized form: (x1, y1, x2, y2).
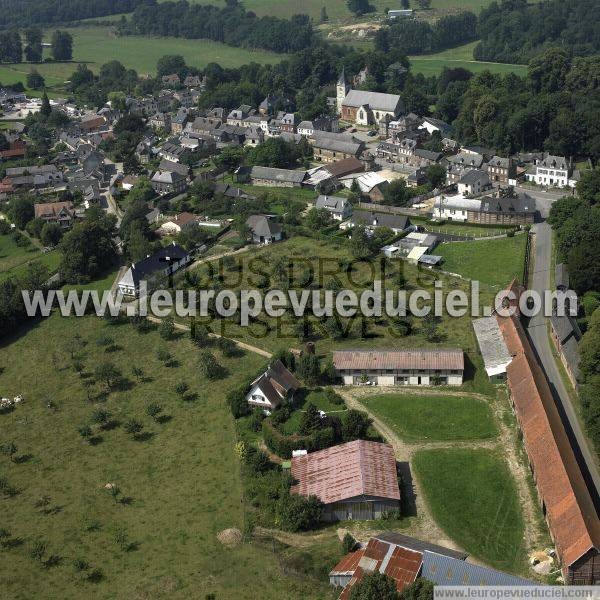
(496, 281, 600, 569)
(332, 349, 464, 371)
(291, 440, 400, 505)
(335, 538, 422, 600)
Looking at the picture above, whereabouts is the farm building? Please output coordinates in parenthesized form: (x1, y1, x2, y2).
(291, 440, 400, 521)
(330, 531, 532, 597)
(497, 282, 600, 584)
(472, 317, 513, 381)
(332, 349, 464, 386)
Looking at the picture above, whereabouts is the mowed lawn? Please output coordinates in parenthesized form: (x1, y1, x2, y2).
(360, 394, 498, 442)
(0, 313, 334, 600)
(0, 233, 61, 283)
(435, 234, 528, 289)
(413, 449, 527, 574)
(0, 26, 282, 94)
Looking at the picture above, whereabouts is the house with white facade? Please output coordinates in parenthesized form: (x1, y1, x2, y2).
(315, 195, 353, 221)
(527, 154, 574, 188)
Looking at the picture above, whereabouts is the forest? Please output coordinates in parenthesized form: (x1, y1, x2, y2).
(375, 12, 478, 56)
(117, 1, 315, 54)
(474, 0, 600, 64)
(0, 0, 146, 29)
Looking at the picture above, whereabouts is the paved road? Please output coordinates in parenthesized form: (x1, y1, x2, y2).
(527, 222, 600, 505)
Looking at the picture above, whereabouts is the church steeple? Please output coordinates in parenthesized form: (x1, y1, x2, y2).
(336, 68, 350, 114)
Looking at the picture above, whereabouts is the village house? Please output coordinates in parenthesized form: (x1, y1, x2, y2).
(34, 201, 76, 229)
(343, 210, 410, 235)
(246, 214, 282, 244)
(183, 75, 203, 88)
(149, 112, 171, 133)
(0, 139, 26, 160)
(170, 111, 190, 135)
(337, 71, 404, 126)
(291, 440, 401, 521)
(339, 171, 389, 202)
(158, 142, 192, 164)
(79, 113, 107, 133)
(161, 74, 180, 87)
(457, 169, 491, 196)
(527, 154, 575, 188)
(150, 170, 188, 195)
(117, 242, 191, 297)
(330, 531, 532, 598)
(382, 232, 437, 260)
(297, 115, 339, 136)
(315, 195, 353, 221)
(487, 156, 517, 186)
(159, 212, 202, 235)
(332, 349, 464, 386)
(409, 148, 443, 168)
(245, 360, 299, 410)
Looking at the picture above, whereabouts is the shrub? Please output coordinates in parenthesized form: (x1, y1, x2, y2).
(159, 316, 175, 340)
(277, 493, 323, 532)
(342, 532, 357, 554)
(198, 350, 225, 380)
(227, 387, 251, 418)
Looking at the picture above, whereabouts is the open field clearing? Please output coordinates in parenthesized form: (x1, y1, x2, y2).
(413, 448, 527, 574)
(0, 312, 340, 599)
(0, 26, 282, 95)
(435, 234, 528, 289)
(359, 394, 498, 442)
(0, 233, 61, 283)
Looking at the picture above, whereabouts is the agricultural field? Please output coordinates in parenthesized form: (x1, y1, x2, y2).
(435, 234, 528, 289)
(0, 26, 282, 95)
(0, 311, 338, 600)
(359, 393, 498, 442)
(413, 448, 527, 574)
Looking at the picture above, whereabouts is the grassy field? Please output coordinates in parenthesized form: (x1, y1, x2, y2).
(435, 234, 528, 289)
(278, 388, 348, 435)
(413, 448, 527, 573)
(0, 312, 337, 599)
(359, 394, 498, 441)
(191, 0, 498, 20)
(0, 233, 61, 283)
(0, 26, 282, 95)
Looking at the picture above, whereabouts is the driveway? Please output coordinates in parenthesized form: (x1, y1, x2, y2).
(527, 222, 600, 504)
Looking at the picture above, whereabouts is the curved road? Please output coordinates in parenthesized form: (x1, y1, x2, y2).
(527, 222, 600, 508)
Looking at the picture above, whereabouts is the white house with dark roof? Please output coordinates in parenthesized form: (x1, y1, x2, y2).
(457, 169, 491, 196)
(246, 360, 299, 410)
(117, 242, 191, 297)
(528, 154, 575, 187)
(246, 214, 282, 244)
(315, 195, 352, 221)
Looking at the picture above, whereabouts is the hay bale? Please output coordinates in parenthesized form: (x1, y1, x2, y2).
(217, 528, 242, 547)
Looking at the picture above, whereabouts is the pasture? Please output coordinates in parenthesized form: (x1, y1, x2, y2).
(413, 448, 527, 573)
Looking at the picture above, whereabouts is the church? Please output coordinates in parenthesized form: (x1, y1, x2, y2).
(336, 69, 404, 126)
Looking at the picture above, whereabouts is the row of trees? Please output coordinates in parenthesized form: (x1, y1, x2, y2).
(118, 1, 315, 54)
(0, 0, 146, 29)
(0, 29, 72, 64)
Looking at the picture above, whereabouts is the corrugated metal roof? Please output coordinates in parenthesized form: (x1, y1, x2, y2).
(422, 552, 534, 586)
(291, 440, 400, 505)
(472, 317, 513, 377)
(332, 349, 464, 372)
(373, 531, 467, 560)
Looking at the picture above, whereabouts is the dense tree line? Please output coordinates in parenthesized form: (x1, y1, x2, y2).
(474, 0, 600, 64)
(0, 0, 147, 29)
(375, 12, 477, 55)
(118, 1, 315, 54)
(0, 28, 72, 63)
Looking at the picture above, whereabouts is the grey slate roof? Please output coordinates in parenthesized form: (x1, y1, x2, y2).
(249, 166, 306, 184)
(315, 195, 349, 213)
(151, 170, 186, 184)
(119, 243, 189, 289)
(459, 168, 490, 186)
(373, 532, 467, 561)
(472, 317, 512, 376)
(351, 210, 409, 231)
(246, 214, 282, 238)
(313, 137, 362, 155)
(556, 263, 569, 290)
(413, 148, 443, 162)
(479, 194, 536, 215)
(342, 89, 403, 113)
(539, 154, 569, 170)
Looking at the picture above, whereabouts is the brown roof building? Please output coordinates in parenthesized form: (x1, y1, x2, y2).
(34, 201, 76, 229)
(291, 440, 400, 521)
(246, 360, 299, 410)
(496, 282, 600, 584)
